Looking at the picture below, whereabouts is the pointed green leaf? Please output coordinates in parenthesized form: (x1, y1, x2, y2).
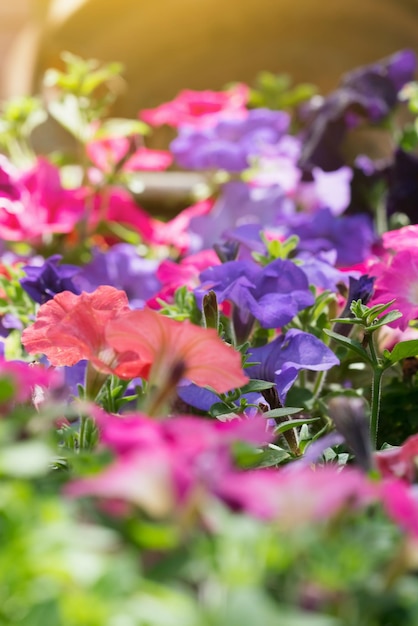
(384, 339, 418, 364)
(263, 407, 303, 419)
(240, 379, 276, 393)
(274, 417, 320, 434)
(323, 329, 372, 363)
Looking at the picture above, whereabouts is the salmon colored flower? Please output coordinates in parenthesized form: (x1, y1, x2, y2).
(21, 286, 142, 379)
(106, 307, 248, 393)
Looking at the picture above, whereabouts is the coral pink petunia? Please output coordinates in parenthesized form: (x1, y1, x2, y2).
(21, 286, 142, 379)
(140, 84, 249, 129)
(105, 307, 248, 393)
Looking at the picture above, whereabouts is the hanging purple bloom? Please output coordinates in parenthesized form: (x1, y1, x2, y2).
(196, 258, 314, 329)
(20, 255, 81, 304)
(299, 49, 416, 171)
(246, 329, 339, 404)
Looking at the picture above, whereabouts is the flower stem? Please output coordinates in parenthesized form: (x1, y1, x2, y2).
(370, 367, 383, 450)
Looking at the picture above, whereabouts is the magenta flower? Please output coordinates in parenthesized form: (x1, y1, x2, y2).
(0, 157, 84, 242)
(65, 411, 271, 517)
(140, 84, 249, 128)
(371, 248, 418, 330)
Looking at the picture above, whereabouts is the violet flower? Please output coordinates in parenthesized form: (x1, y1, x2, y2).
(188, 180, 286, 253)
(299, 49, 416, 171)
(171, 108, 291, 172)
(76, 244, 161, 309)
(20, 255, 81, 304)
(284, 208, 375, 267)
(196, 258, 314, 329)
(246, 329, 339, 404)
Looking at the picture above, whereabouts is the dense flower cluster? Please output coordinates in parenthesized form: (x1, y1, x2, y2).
(2, 49, 418, 625)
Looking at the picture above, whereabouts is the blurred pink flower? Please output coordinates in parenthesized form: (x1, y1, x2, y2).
(371, 248, 418, 330)
(65, 410, 271, 516)
(380, 479, 418, 538)
(0, 157, 84, 242)
(0, 359, 56, 409)
(149, 199, 213, 254)
(87, 187, 155, 243)
(140, 84, 249, 128)
(375, 434, 418, 482)
(87, 136, 172, 174)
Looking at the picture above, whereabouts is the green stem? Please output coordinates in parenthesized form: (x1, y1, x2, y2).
(370, 367, 383, 449)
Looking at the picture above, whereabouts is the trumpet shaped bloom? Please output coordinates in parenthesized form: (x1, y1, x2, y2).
(105, 307, 248, 393)
(21, 286, 141, 378)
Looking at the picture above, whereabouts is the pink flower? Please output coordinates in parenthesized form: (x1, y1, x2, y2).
(380, 479, 418, 538)
(123, 148, 172, 172)
(149, 199, 214, 254)
(87, 137, 172, 174)
(65, 410, 271, 517)
(375, 434, 418, 482)
(0, 359, 56, 409)
(371, 248, 418, 330)
(106, 306, 248, 393)
(140, 84, 249, 129)
(0, 157, 84, 242)
(21, 286, 143, 379)
(87, 187, 155, 243)
(382, 224, 418, 252)
(148, 248, 219, 308)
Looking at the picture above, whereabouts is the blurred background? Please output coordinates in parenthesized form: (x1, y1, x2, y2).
(1, 0, 418, 116)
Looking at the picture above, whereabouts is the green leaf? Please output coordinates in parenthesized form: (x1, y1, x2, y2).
(383, 339, 418, 364)
(0, 376, 16, 403)
(274, 417, 320, 434)
(240, 379, 276, 393)
(363, 310, 403, 331)
(255, 444, 290, 467)
(262, 407, 303, 419)
(323, 329, 372, 363)
(209, 402, 235, 417)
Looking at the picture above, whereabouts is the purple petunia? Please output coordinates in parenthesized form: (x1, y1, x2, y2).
(246, 329, 339, 404)
(196, 258, 314, 329)
(75, 244, 161, 309)
(171, 108, 291, 172)
(20, 255, 81, 304)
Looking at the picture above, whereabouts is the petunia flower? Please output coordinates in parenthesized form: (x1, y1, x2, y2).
(171, 108, 291, 172)
(371, 248, 418, 330)
(105, 307, 248, 393)
(86, 136, 172, 174)
(20, 255, 81, 304)
(140, 84, 249, 129)
(196, 258, 314, 329)
(0, 157, 85, 242)
(246, 329, 339, 404)
(21, 286, 141, 379)
(75, 244, 161, 309)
